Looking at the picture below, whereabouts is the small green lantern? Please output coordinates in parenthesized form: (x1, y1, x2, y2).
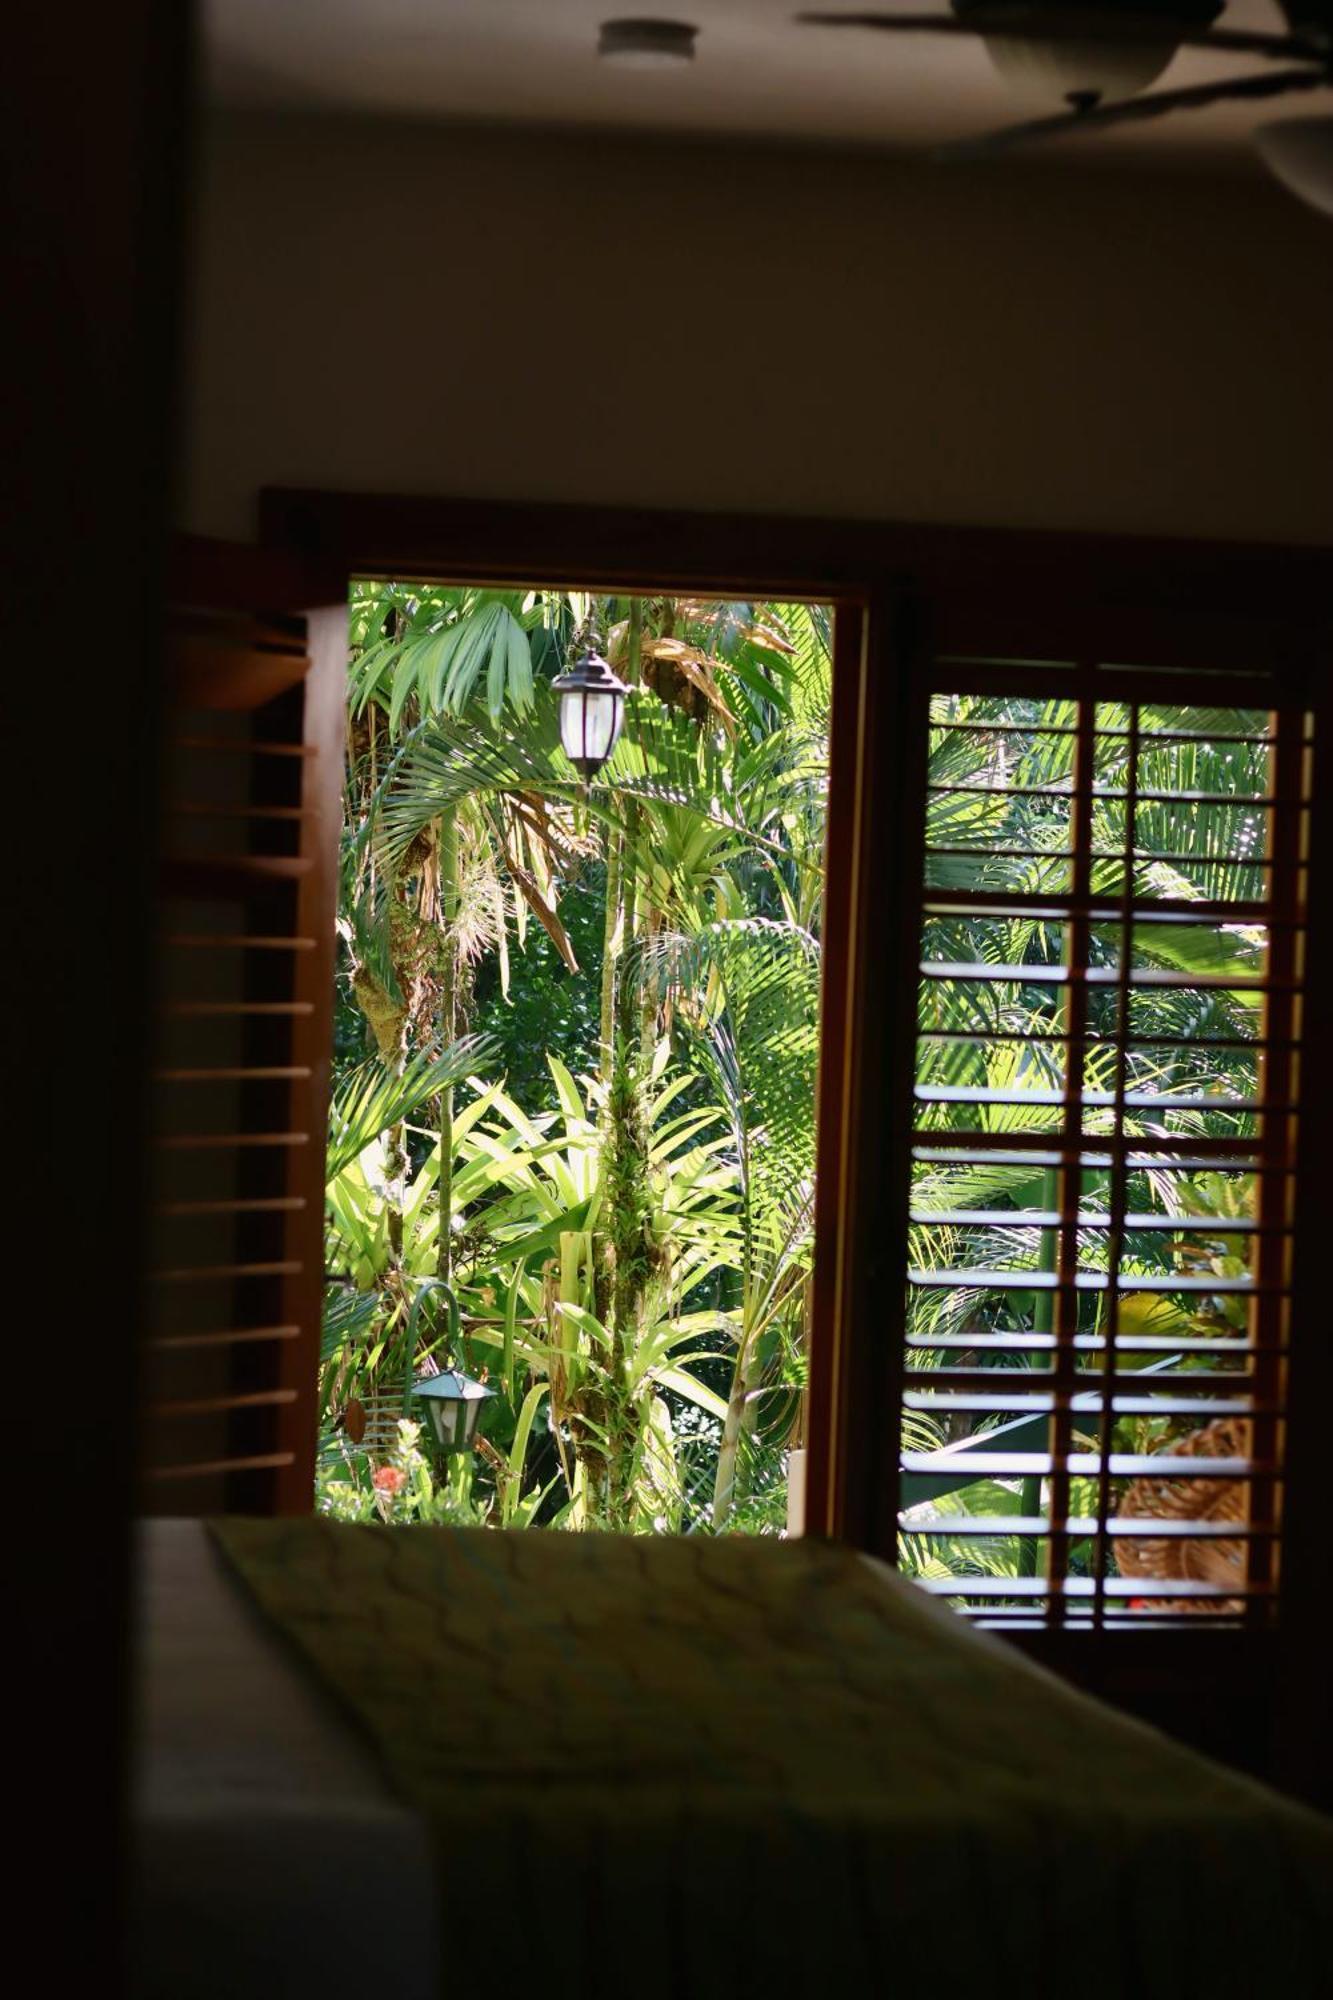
(411, 1369, 494, 1453)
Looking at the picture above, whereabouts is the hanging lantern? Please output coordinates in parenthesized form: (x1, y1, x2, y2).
(411, 1369, 494, 1453)
(552, 641, 628, 781)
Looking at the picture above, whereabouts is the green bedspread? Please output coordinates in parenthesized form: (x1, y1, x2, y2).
(211, 1520, 1332, 1998)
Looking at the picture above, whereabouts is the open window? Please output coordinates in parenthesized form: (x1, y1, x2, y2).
(321, 580, 836, 1534)
(136, 506, 1330, 1780)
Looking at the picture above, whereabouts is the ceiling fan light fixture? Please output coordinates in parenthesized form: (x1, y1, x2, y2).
(597, 19, 699, 68)
(954, 0, 1223, 108)
(986, 18, 1175, 107)
(1253, 114, 1333, 217)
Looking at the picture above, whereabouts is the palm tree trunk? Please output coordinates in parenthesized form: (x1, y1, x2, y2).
(639, 905, 658, 1060)
(712, 1345, 757, 1531)
(385, 1113, 406, 1266)
(599, 830, 622, 1072)
(436, 805, 458, 1282)
(599, 597, 644, 1083)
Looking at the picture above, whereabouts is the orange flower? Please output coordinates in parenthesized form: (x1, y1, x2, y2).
(373, 1464, 408, 1495)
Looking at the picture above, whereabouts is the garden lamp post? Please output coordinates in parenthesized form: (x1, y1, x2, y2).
(552, 639, 628, 780)
(411, 1369, 495, 1453)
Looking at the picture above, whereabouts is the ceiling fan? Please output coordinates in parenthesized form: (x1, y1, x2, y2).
(795, 2, 1333, 201)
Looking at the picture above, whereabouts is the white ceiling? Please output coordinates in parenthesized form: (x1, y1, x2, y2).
(203, 0, 1317, 162)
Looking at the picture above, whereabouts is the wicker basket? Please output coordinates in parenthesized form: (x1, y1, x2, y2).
(1114, 1417, 1248, 1614)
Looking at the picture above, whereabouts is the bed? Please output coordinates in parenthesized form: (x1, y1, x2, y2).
(131, 1518, 1333, 1999)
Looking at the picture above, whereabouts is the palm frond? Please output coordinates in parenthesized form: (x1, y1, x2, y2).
(349, 585, 539, 731)
(641, 917, 820, 1272)
(374, 688, 800, 876)
(327, 1036, 497, 1181)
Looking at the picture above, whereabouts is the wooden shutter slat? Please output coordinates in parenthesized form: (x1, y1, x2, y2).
(902, 1451, 1272, 1478)
(911, 1135, 1282, 1161)
(172, 635, 310, 711)
(920, 962, 1286, 990)
(909, 1208, 1284, 1232)
(909, 1271, 1277, 1295)
(914, 1087, 1282, 1111)
(172, 735, 318, 759)
(146, 1453, 297, 1483)
(905, 1367, 1263, 1392)
(148, 1389, 300, 1418)
(156, 1066, 313, 1081)
(167, 802, 319, 822)
(924, 891, 1297, 922)
(149, 1324, 301, 1352)
(927, 783, 1283, 808)
(918, 1577, 1277, 1600)
(916, 1031, 1293, 1053)
(155, 1133, 311, 1150)
(164, 935, 318, 950)
(164, 1000, 315, 1016)
(907, 1333, 1275, 1355)
(151, 1262, 304, 1283)
(906, 1392, 1272, 1417)
(909, 1516, 1278, 1541)
(931, 721, 1277, 747)
(155, 1197, 307, 1217)
(926, 842, 1276, 868)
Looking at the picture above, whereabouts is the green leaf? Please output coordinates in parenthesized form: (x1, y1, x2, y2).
(503, 1383, 549, 1525)
(444, 605, 502, 711)
(492, 1197, 598, 1266)
(503, 608, 535, 712)
(544, 1053, 588, 1128)
(423, 621, 469, 712)
(387, 642, 422, 735)
(552, 1302, 611, 1350)
(502, 1257, 525, 1396)
(652, 1367, 729, 1422)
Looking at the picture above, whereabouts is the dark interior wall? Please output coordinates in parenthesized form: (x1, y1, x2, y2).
(185, 110, 1333, 546)
(10, 5, 192, 1988)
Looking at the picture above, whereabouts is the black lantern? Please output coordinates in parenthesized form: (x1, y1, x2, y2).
(411, 1369, 495, 1454)
(552, 641, 628, 780)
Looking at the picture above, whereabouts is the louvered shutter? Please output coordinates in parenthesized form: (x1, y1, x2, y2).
(899, 645, 1311, 1632)
(140, 539, 343, 1514)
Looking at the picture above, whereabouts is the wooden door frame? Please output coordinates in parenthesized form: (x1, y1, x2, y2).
(259, 485, 1331, 1793)
(258, 487, 930, 1553)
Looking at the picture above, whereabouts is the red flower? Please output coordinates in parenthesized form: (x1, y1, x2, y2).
(373, 1464, 408, 1495)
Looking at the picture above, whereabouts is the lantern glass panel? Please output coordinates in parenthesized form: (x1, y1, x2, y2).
(560, 687, 622, 770)
(429, 1400, 462, 1450)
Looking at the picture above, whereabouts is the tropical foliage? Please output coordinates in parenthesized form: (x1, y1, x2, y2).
(319, 585, 831, 1534)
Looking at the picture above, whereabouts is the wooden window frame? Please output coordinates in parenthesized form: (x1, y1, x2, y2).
(255, 487, 1331, 1797)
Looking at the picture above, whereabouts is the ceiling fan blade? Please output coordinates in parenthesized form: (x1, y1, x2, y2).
(795, 12, 968, 30)
(794, 13, 1328, 64)
(934, 65, 1330, 159)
